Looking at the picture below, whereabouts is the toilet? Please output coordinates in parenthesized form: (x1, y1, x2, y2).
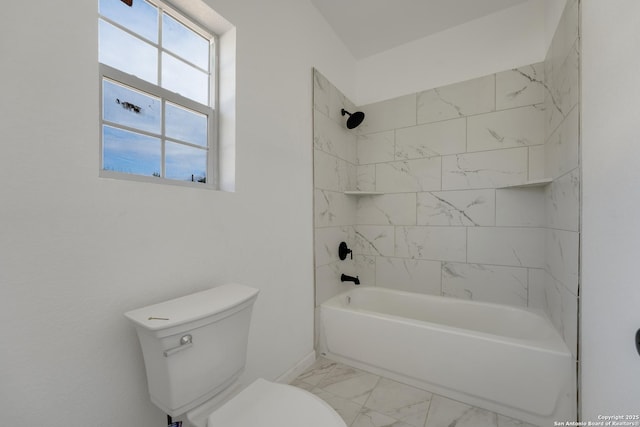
(125, 284, 345, 427)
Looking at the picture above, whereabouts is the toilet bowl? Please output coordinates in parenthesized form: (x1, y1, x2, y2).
(124, 284, 345, 427)
(187, 378, 345, 427)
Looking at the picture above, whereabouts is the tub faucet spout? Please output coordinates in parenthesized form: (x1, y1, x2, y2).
(341, 274, 360, 285)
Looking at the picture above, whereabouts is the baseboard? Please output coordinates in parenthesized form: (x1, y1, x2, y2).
(275, 350, 316, 384)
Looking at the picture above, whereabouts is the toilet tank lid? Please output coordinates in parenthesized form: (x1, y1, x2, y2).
(124, 284, 259, 331)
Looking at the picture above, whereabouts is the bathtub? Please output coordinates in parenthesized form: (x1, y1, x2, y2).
(319, 287, 574, 425)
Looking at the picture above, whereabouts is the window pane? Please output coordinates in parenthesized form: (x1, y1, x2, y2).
(103, 79, 161, 134)
(165, 142, 207, 183)
(165, 102, 207, 147)
(98, 0, 158, 43)
(162, 13, 209, 71)
(103, 125, 161, 177)
(161, 53, 208, 104)
(99, 19, 158, 84)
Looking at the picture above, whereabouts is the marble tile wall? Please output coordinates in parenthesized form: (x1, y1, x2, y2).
(312, 0, 580, 362)
(313, 69, 358, 307)
(352, 63, 546, 310)
(538, 0, 580, 360)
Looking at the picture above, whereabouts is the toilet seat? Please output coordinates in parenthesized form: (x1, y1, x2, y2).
(205, 378, 346, 427)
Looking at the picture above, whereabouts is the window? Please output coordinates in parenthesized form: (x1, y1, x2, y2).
(98, 0, 216, 186)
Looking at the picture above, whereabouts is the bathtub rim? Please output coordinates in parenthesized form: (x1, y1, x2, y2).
(321, 286, 571, 356)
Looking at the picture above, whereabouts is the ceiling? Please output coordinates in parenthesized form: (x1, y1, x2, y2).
(310, 0, 530, 59)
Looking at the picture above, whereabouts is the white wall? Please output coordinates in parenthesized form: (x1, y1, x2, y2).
(544, 0, 568, 50)
(354, 0, 547, 105)
(0, 0, 354, 425)
(581, 0, 640, 417)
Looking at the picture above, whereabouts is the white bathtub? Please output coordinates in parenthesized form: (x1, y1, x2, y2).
(319, 287, 574, 425)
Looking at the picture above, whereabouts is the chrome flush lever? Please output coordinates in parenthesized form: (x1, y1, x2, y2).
(163, 334, 193, 357)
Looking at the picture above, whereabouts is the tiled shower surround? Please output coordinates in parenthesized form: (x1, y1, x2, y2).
(314, 1, 579, 364)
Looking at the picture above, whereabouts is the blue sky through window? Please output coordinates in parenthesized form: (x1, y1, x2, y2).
(99, 19, 158, 84)
(99, 0, 158, 43)
(102, 78, 208, 181)
(103, 79, 161, 134)
(165, 102, 207, 147)
(99, 0, 212, 184)
(166, 142, 207, 182)
(103, 126, 161, 176)
(162, 13, 209, 71)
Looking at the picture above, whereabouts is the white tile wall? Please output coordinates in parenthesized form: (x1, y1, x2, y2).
(315, 226, 353, 267)
(541, 0, 579, 364)
(545, 228, 579, 296)
(313, 71, 331, 115)
(416, 75, 495, 124)
(417, 190, 495, 226)
(375, 257, 441, 294)
(313, 2, 580, 372)
(528, 145, 545, 180)
(467, 227, 545, 268)
(495, 188, 545, 227)
(395, 226, 467, 262)
(467, 105, 544, 152)
(544, 270, 563, 334)
(559, 280, 579, 357)
(527, 268, 548, 311)
(495, 63, 545, 110)
(395, 118, 466, 160)
(358, 94, 417, 134)
(313, 69, 360, 307)
(545, 106, 579, 180)
(441, 148, 528, 190)
(316, 261, 356, 305)
(546, 168, 580, 232)
(314, 149, 352, 192)
(314, 189, 356, 227)
(314, 60, 570, 315)
(357, 131, 395, 165)
(354, 225, 395, 257)
(546, 0, 579, 138)
(442, 262, 528, 307)
(314, 109, 356, 162)
(329, 80, 357, 126)
(356, 165, 376, 191)
(376, 157, 442, 192)
(356, 193, 417, 226)
(355, 255, 376, 287)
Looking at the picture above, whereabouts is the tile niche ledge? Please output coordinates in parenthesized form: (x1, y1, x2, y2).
(498, 178, 552, 189)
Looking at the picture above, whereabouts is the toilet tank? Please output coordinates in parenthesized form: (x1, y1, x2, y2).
(124, 284, 260, 416)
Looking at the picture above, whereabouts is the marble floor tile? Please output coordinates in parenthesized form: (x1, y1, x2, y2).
(289, 378, 314, 391)
(296, 356, 338, 386)
(424, 395, 498, 427)
(312, 388, 363, 426)
(317, 364, 381, 404)
(352, 408, 415, 427)
(363, 378, 432, 427)
(497, 414, 538, 427)
(292, 358, 535, 427)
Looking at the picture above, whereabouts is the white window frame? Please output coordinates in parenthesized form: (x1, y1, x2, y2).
(98, 0, 219, 189)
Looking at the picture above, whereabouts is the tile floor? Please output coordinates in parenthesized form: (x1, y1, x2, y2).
(291, 357, 539, 427)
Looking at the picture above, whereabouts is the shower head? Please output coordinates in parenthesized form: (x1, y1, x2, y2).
(341, 109, 365, 129)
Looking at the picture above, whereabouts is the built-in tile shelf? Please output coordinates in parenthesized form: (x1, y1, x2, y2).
(343, 191, 384, 196)
(498, 178, 552, 189)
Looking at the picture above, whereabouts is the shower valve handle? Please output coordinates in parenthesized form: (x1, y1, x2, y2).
(339, 242, 352, 260)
